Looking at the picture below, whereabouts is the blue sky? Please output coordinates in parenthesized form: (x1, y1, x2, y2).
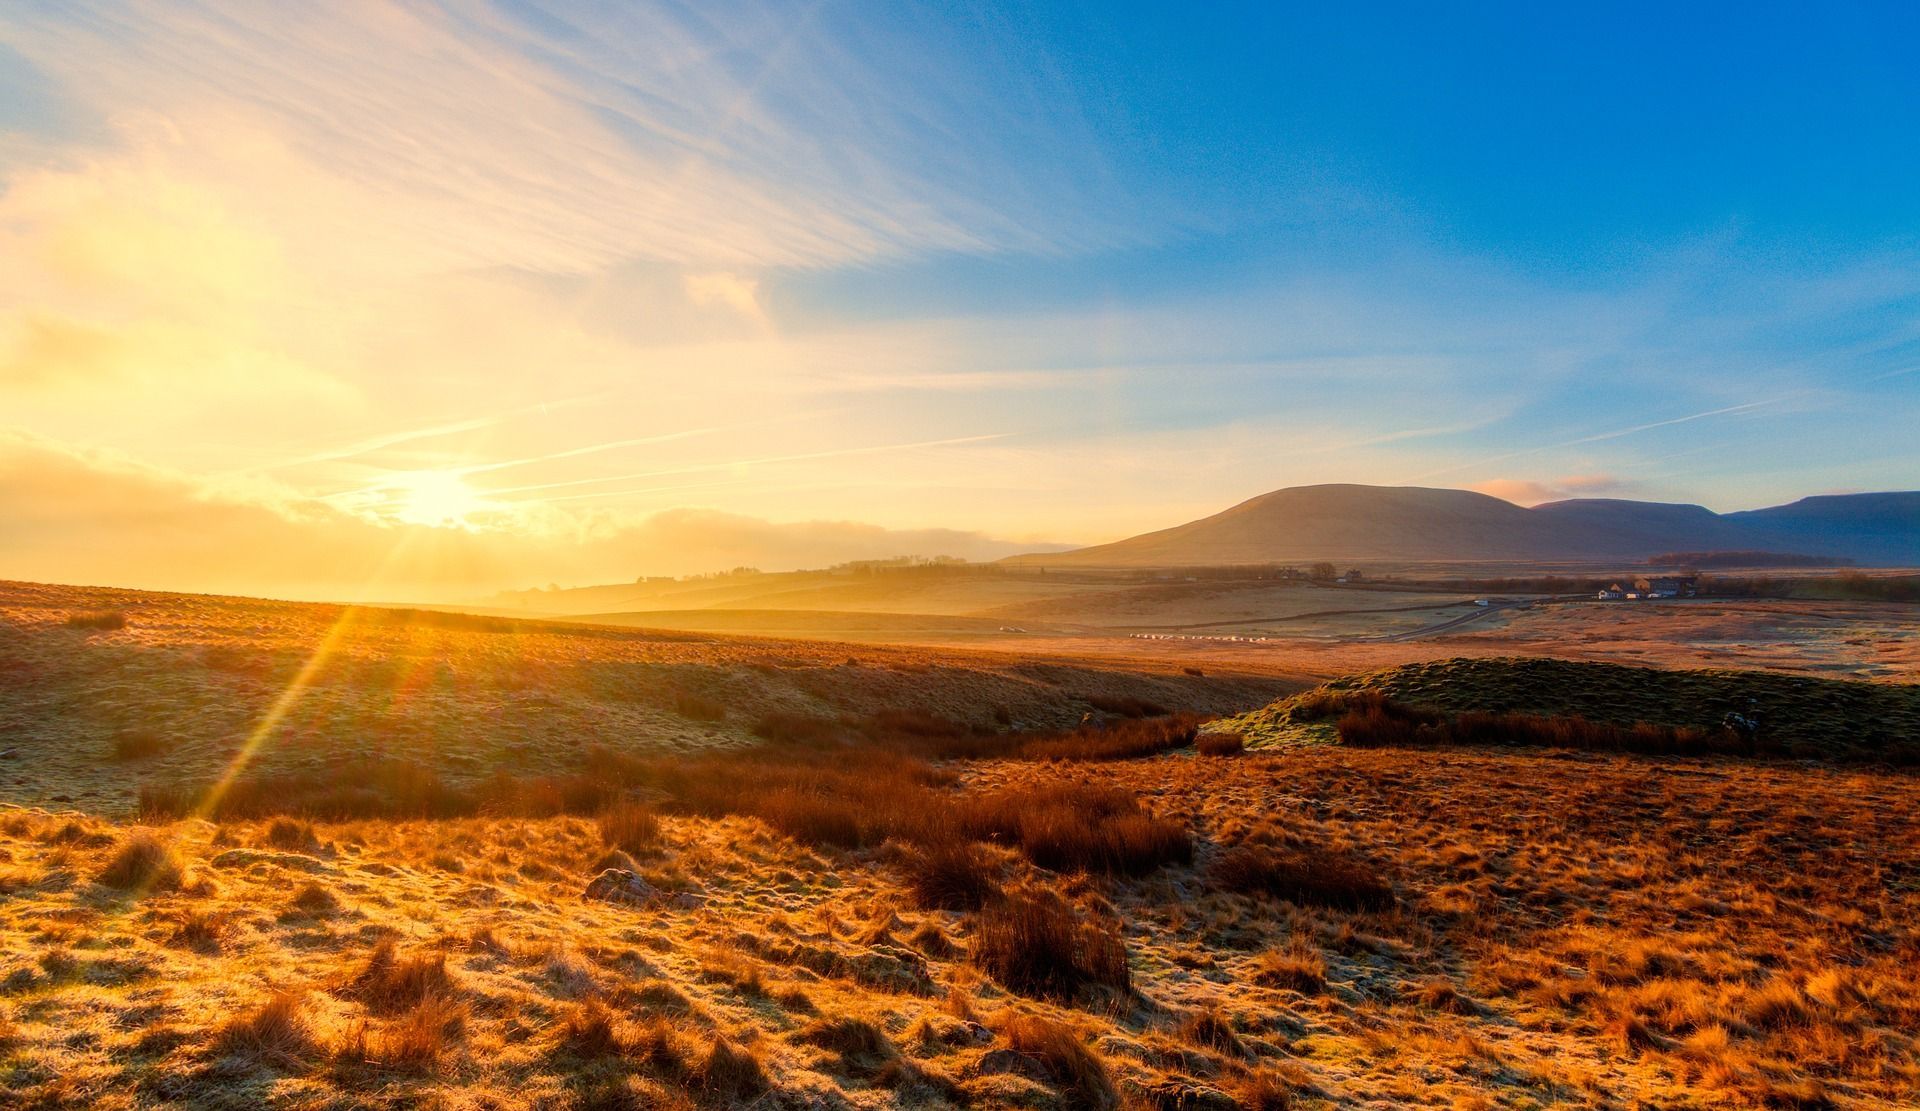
(0, 1, 1916, 594)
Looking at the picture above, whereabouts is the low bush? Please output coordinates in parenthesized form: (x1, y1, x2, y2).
(971, 892, 1131, 1001)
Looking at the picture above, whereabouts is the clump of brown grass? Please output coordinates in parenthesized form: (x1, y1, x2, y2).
(264, 819, 323, 853)
(963, 783, 1191, 876)
(1209, 843, 1394, 911)
(971, 892, 1131, 1001)
(1196, 730, 1246, 757)
(999, 1013, 1117, 1110)
(1251, 941, 1327, 994)
(341, 938, 457, 1014)
(213, 991, 320, 1071)
(1017, 713, 1203, 761)
(1178, 1007, 1246, 1057)
(796, 1016, 895, 1075)
(1410, 977, 1479, 1015)
(288, 881, 340, 917)
(339, 994, 469, 1071)
(168, 908, 236, 954)
(65, 610, 127, 631)
(694, 1039, 769, 1102)
(96, 832, 184, 893)
(1236, 1069, 1299, 1110)
(899, 840, 1000, 911)
(597, 801, 662, 856)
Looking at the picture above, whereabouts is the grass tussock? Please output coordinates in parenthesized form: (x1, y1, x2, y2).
(971, 891, 1131, 1001)
(1209, 843, 1394, 911)
(597, 801, 662, 856)
(96, 832, 184, 893)
(214, 991, 320, 1070)
(999, 1013, 1118, 1111)
(64, 609, 127, 630)
(1195, 730, 1246, 757)
(342, 939, 458, 1014)
(899, 839, 1000, 911)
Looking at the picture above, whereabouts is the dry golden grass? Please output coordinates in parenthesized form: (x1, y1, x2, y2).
(2, 578, 1917, 1108)
(0, 741, 1912, 1108)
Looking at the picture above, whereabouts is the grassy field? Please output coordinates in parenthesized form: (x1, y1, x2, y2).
(2, 580, 1918, 1108)
(0, 580, 1295, 817)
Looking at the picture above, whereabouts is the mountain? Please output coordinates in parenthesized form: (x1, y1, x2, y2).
(1007, 484, 1919, 567)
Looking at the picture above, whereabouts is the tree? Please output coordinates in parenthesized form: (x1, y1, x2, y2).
(1309, 562, 1337, 582)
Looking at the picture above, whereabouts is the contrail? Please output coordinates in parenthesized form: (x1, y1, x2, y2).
(1406, 396, 1792, 483)
(238, 390, 615, 474)
(484, 433, 1011, 498)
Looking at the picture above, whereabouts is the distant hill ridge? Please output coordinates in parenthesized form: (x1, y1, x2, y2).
(1007, 484, 1919, 567)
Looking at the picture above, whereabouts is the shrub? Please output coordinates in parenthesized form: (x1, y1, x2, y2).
(597, 801, 662, 856)
(65, 610, 127, 631)
(1209, 844, 1394, 912)
(97, 833, 184, 893)
(999, 1014, 1118, 1110)
(1196, 731, 1246, 757)
(971, 892, 1131, 1001)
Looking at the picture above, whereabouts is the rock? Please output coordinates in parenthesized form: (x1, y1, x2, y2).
(0, 749, 17, 760)
(583, 868, 659, 907)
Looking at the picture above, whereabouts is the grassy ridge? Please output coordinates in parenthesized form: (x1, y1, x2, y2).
(1219, 656, 1920, 762)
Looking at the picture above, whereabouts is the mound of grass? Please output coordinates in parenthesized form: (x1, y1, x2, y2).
(64, 610, 127, 631)
(1220, 657, 1920, 762)
(97, 832, 185, 893)
(972, 892, 1131, 1001)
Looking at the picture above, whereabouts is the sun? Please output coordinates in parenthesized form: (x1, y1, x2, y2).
(386, 469, 490, 526)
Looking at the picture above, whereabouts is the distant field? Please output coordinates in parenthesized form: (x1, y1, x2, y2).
(0, 580, 1296, 817)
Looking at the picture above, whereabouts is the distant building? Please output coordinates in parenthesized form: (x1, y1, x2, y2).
(1598, 584, 1626, 600)
(1633, 575, 1698, 599)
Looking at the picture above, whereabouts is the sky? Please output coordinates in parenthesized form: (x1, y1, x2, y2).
(2, 1, 1917, 600)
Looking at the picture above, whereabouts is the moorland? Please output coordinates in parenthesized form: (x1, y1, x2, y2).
(1, 574, 1917, 1109)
